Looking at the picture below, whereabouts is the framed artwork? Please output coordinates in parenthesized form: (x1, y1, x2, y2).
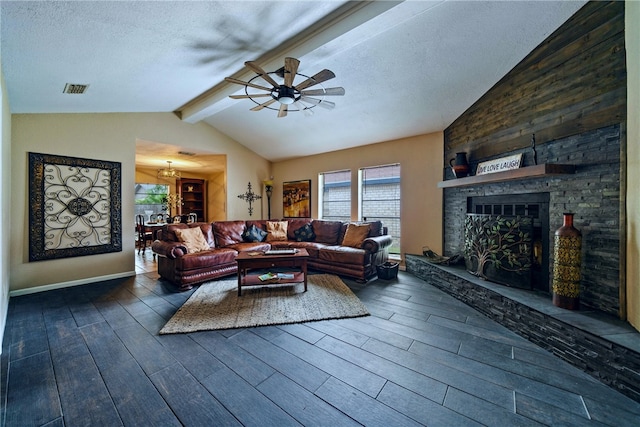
(283, 179, 311, 218)
(28, 152, 122, 261)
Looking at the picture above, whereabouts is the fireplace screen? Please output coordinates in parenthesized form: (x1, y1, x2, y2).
(464, 214, 533, 289)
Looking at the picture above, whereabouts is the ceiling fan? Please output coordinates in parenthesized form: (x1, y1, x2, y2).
(225, 57, 345, 118)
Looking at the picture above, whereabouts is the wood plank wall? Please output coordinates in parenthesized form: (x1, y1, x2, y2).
(443, 1, 626, 164)
(442, 0, 627, 318)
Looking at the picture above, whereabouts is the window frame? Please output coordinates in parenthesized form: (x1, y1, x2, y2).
(358, 163, 401, 255)
(318, 169, 351, 222)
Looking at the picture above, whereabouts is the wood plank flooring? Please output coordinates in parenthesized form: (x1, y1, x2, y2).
(2, 250, 640, 426)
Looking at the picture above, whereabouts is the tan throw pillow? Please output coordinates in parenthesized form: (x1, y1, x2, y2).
(266, 221, 288, 242)
(174, 227, 211, 253)
(342, 223, 371, 248)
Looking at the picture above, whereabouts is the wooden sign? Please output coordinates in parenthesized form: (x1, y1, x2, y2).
(476, 153, 523, 176)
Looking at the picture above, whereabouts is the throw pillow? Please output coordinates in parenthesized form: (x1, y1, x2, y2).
(266, 221, 288, 242)
(342, 223, 371, 248)
(174, 227, 211, 253)
(293, 223, 316, 242)
(242, 224, 267, 242)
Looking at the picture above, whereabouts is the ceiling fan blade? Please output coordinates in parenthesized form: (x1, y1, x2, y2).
(284, 57, 300, 87)
(244, 61, 279, 88)
(300, 87, 345, 97)
(300, 96, 336, 110)
(250, 98, 277, 111)
(225, 77, 272, 92)
(278, 103, 288, 118)
(229, 93, 273, 99)
(294, 101, 314, 117)
(295, 69, 335, 91)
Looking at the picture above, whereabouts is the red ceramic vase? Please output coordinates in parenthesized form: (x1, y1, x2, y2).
(552, 213, 582, 310)
(449, 152, 470, 178)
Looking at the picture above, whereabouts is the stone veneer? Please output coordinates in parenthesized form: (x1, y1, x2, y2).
(443, 125, 621, 316)
(405, 254, 640, 403)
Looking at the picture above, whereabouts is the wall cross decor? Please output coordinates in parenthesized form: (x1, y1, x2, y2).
(237, 182, 261, 216)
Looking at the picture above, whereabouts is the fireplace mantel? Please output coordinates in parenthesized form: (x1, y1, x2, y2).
(438, 163, 575, 188)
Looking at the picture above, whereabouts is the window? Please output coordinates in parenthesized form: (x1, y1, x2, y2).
(360, 164, 401, 255)
(319, 170, 351, 222)
(135, 183, 168, 222)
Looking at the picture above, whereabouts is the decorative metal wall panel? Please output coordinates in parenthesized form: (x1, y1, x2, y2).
(29, 152, 122, 261)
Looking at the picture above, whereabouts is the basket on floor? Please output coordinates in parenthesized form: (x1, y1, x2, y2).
(377, 261, 399, 280)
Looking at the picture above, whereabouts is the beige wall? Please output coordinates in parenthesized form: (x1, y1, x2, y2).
(271, 132, 444, 258)
(626, 0, 640, 330)
(10, 113, 270, 293)
(1, 60, 11, 348)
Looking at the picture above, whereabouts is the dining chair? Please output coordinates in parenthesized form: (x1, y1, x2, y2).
(135, 214, 154, 254)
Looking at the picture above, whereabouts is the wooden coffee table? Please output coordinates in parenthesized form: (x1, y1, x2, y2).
(235, 248, 309, 296)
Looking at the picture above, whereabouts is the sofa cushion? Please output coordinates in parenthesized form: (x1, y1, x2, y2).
(246, 220, 267, 230)
(164, 223, 215, 247)
(342, 223, 371, 248)
(174, 248, 237, 270)
(242, 224, 267, 242)
(266, 221, 288, 242)
(338, 220, 384, 242)
(163, 223, 189, 242)
(319, 246, 366, 265)
(174, 227, 211, 253)
(366, 220, 384, 237)
(311, 220, 343, 244)
(213, 221, 246, 247)
(293, 223, 316, 242)
(285, 218, 312, 240)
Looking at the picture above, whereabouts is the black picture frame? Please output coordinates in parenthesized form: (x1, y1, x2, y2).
(283, 179, 311, 218)
(28, 152, 122, 261)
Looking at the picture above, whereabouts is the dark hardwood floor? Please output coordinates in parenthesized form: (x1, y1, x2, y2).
(2, 250, 640, 426)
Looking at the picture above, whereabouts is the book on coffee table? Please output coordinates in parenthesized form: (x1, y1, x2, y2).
(258, 272, 278, 282)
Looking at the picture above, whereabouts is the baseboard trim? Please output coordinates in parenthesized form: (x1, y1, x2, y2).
(9, 271, 136, 297)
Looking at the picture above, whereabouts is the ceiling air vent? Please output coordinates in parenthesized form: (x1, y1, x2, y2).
(178, 151, 196, 156)
(63, 83, 89, 94)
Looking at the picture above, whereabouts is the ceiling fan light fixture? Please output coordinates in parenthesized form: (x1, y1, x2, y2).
(226, 57, 344, 118)
(277, 85, 296, 105)
(278, 95, 295, 105)
(157, 160, 181, 179)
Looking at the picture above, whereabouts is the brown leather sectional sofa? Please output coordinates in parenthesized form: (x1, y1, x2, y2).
(151, 218, 393, 291)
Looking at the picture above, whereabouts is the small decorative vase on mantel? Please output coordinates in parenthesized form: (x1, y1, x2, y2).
(449, 152, 470, 178)
(552, 213, 582, 310)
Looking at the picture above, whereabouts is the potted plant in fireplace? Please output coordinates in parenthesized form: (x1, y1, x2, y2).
(463, 214, 534, 289)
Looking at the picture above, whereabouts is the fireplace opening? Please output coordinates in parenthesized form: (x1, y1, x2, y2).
(467, 193, 550, 292)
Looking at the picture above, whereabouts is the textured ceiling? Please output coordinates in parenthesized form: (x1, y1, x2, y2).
(1, 1, 587, 168)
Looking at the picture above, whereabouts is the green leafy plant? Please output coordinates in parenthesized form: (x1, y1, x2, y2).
(464, 214, 532, 280)
(135, 184, 167, 204)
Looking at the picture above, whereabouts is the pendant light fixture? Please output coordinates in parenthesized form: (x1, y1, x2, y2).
(157, 161, 181, 179)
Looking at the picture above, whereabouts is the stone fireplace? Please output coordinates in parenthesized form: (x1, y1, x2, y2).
(407, 125, 631, 402)
(442, 125, 622, 316)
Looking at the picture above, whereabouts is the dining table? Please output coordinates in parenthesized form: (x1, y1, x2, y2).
(144, 222, 168, 240)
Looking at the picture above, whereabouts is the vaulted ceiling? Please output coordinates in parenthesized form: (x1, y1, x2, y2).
(1, 1, 586, 168)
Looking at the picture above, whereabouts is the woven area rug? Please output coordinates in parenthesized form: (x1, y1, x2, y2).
(159, 274, 369, 334)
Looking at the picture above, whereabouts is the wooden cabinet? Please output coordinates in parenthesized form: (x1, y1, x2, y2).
(177, 178, 206, 221)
